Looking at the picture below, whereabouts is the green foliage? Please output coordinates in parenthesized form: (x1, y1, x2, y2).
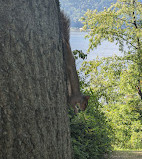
(73, 50, 87, 60)
(80, 2, 142, 149)
(80, 56, 142, 149)
(69, 93, 112, 158)
(67, 0, 142, 154)
(81, 0, 142, 62)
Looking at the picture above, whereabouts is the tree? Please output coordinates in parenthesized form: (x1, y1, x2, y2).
(0, 1, 72, 158)
(81, 0, 142, 77)
(80, 56, 142, 149)
(80, 0, 142, 149)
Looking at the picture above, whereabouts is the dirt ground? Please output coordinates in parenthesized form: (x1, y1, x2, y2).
(106, 151, 142, 159)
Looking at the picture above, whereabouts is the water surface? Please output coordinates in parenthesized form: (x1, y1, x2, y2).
(70, 32, 124, 61)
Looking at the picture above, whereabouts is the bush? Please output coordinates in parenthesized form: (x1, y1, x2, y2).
(69, 94, 112, 159)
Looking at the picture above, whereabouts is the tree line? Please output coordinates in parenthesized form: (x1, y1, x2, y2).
(60, 0, 117, 27)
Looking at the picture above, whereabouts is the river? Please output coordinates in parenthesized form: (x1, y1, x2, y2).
(70, 31, 124, 63)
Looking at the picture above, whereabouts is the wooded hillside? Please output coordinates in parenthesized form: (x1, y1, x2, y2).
(60, 0, 117, 27)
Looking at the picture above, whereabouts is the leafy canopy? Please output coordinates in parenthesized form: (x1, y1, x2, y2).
(79, 0, 142, 149)
(80, 56, 142, 149)
(81, 0, 142, 55)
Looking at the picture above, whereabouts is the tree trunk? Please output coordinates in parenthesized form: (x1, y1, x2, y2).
(0, 0, 72, 158)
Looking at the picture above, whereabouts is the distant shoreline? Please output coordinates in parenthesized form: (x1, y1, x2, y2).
(70, 27, 91, 32)
(70, 27, 81, 32)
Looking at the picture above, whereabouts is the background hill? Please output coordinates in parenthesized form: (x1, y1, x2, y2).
(60, 0, 117, 27)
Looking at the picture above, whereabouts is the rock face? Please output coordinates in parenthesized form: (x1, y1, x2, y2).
(0, 1, 72, 159)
